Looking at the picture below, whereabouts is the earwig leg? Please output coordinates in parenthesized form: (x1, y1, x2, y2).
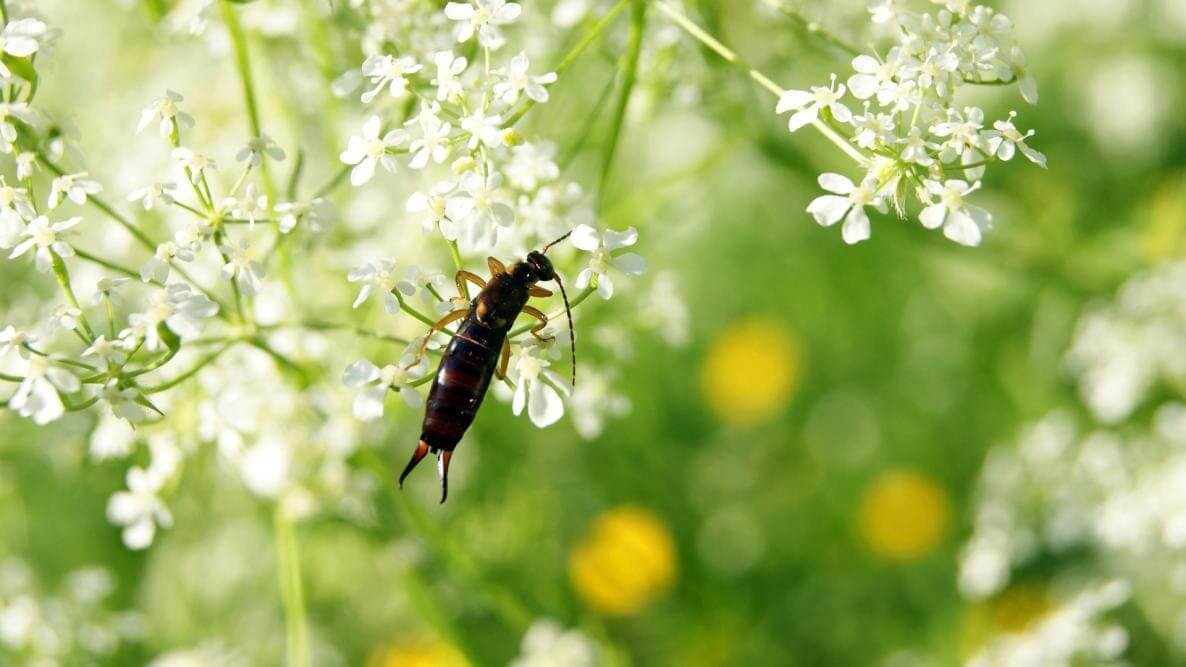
(487, 256, 507, 275)
(521, 305, 555, 343)
(399, 440, 431, 488)
(455, 270, 486, 300)
(528, 286, 553, 298)
(438, 450, 454, 504)
(495, 338, 511, 381)
(406, 308, 469, 368)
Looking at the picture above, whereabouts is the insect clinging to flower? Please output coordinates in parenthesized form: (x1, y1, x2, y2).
(398, 232, 576, 503)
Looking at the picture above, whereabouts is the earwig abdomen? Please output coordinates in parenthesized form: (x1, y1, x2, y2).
(420, 313, 505, 452)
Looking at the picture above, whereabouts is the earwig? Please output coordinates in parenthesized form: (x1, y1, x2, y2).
(398, 233, 576, 503)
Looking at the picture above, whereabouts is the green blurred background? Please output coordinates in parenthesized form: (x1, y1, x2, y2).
(2, 0, 1186, 664)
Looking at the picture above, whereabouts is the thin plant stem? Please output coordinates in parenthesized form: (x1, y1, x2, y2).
(598, 0, 647, 202)
(221, 0, 277, 202)
(141, 344, 232, 394)
(654, 0, 868, 166)
(274, 509, 311, 667)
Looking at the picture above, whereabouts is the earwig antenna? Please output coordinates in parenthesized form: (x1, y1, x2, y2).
(554, 273, 577, 387)
(541, 230, 573, 255)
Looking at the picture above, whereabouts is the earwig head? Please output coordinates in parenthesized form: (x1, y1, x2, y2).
(521, 250, 556, 283)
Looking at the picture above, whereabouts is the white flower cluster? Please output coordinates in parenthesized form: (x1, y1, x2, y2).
(0, 559, 145, 663)
(510, 618, 598, 667)
(338, 0, 648, 430)
(780, 0, 1045, 246)
(961, 264, 1186, 659)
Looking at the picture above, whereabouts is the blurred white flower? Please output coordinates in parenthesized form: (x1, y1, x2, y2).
(136, 90, 195, 138)
(360, 53, 423, 103)
(106, 466, 173, 550)
(172, 147, 218, 184)
(124, 283, 218, 351)
(983, 111, 1047, 167)
(431, 50, 468, 101)
(447, 170, 515, 250)
(493, 53, 557, 105)
(236, 134, 286, 167)
(406, 103, 453, 169)
(8, 215, 81, 272)
(511, 344, 569, 427)
(510, 619, 597, 667)
(918, 179, 991, 247)
(776, 75, 852, 132)
(8, 355, 79, 425)
(348, 259, 415, 313)
(127, 181, 178, 211)
(444, 0, 522, 49)
(343, 356, 426, 421)
(0, 18, 47, 79)
(47, 172, 102, 209)
(460, 107, 504, 150)
(219, 238, 265, 296)
(224, 183, 269, 229)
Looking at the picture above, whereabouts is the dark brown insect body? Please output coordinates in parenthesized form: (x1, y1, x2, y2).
(399, 244, 574, 503)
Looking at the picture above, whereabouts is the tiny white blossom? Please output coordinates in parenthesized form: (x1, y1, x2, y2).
(460, 107, 503, 150)
(224, 183, 269, 229)
(8, 215, 81, 272)
(444, 0, 522, 49)
(127, 181, 178, 211)
(343, 355, 426, 421)
(406, 103, 453, 169)
(510, 619, 598, 667)
(0, 102, 36, 154)
(806, 173, 888, 245)
(0, 325, 35, 359)
(82, 336, 127, 366)
(360, 54, 423, 104)
(776, 75, 852, 132)
(983, 111, 1047, 167)
(51, 304, 83, 332)
(14, 151, 35, 180)
(493, 53, 557, 105)
(407, 180, 458, 237)
(136, 90, 195, 137)
(106, 467, 173, 550)
(140, 241, 193, 284)
(511, 344, 569, 428)
(9, 355, 80, 425)
(0, 19, 48, 79)
(47, 172, 102, 209)
(172, 147, 217, 184)
(236, 134, 286, 167)
(348, 259, 415, 314)
(124, 283, 218, 351)
(219, 239, 265, 296)
(446, 170, 515, 250)
(340, 116, 406, 186)
(571, 224, 646, 299)
(431, 50, 468, 101)
(91, 277, 130, 305)
(919, 179, 992, 247)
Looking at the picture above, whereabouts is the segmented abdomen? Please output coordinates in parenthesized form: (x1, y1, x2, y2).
(420, 314, 505, 451)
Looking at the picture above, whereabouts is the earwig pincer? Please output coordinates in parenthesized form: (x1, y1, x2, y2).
(398, 233, 576, 503)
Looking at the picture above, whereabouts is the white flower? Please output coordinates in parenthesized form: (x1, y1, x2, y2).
(505, 142, 559, 191)
(444, 0, 522, 49)
(360, 54, 423, 104)
(568, 368, 630, 440)
(460, 108, 503, 150)
(340, 116, 406, 186)
(407, 180, 457, 237)
(899, 127, 937, 166)
(342, 356, 426, 421)
(236, 134, 286, 167)
(106, 467, 173, 550)
(431, 50, 468, 101)
(9, 355, 80, 425)
(275, 198, 332, 234)
(127, 181, 177, 211)
(406, 103, 453, 169)
(99, 379, 146, 423)
(240, 437, 291, 498)
(47, 172, 102, 209)
(511, 345, 569, 428)
(805, 173, 888, 245)
(136, 90, 195, 137)
(446, 170, 515, 250)
(224, 183, 269, 229)
(775, 75, 852, 132)
(8, 215, 81, 272)
(846, 50, 911, 100)
(571, 224, 646, 299)
(91, 276, 130, 305)
(90, 413, 136, 461)
(510, 619, 598, 667)
(0, 19, 47, 79)
(493, 53, 557, 105)
(930, 106, 986, 164)
(140, 241, 192, 284)
(82, 336, 127, 366)
(0, 102, 36, 154)
(14, 151, 35, 180)
(850, 110, 895, 149)
(51, 304, 83, 332)
(172, 147, 218, 184)
(919, 179, 992, 247)
(983, 112, 1047, 167)
(1009, 46, 1038, 105)
(125, 284, 218, 351)
(348, 259, 415, 314)
(219, 239, 265, 296)
(0, 325, 34, 359)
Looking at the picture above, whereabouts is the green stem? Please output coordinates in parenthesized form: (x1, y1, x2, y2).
(0, 0, 8, 25)
(50, 252, 95, 341)
(264, 321, 411, 345)
(447, 240, 468, 299)
(274, 509, 311, 667)
(654, 0, 867, 166)
(598, 0, 646, 201)
(508, 285, 595, 338)
(394, 291, 440, 329)
(141, 344, 231, 393)
(222, 0, 276, 202)
(502, 0, 629, 127)
(770, 0, 862, 56)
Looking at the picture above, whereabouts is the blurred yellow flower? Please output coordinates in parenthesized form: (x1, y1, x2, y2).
(961, 582, 1053, 657)
(1142, 172, 1186, 262)
(700, 319, 801, 426)
(367, 641, 470, 667)
(568, 505, 677, 616)
(858, 470, 950, 560)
